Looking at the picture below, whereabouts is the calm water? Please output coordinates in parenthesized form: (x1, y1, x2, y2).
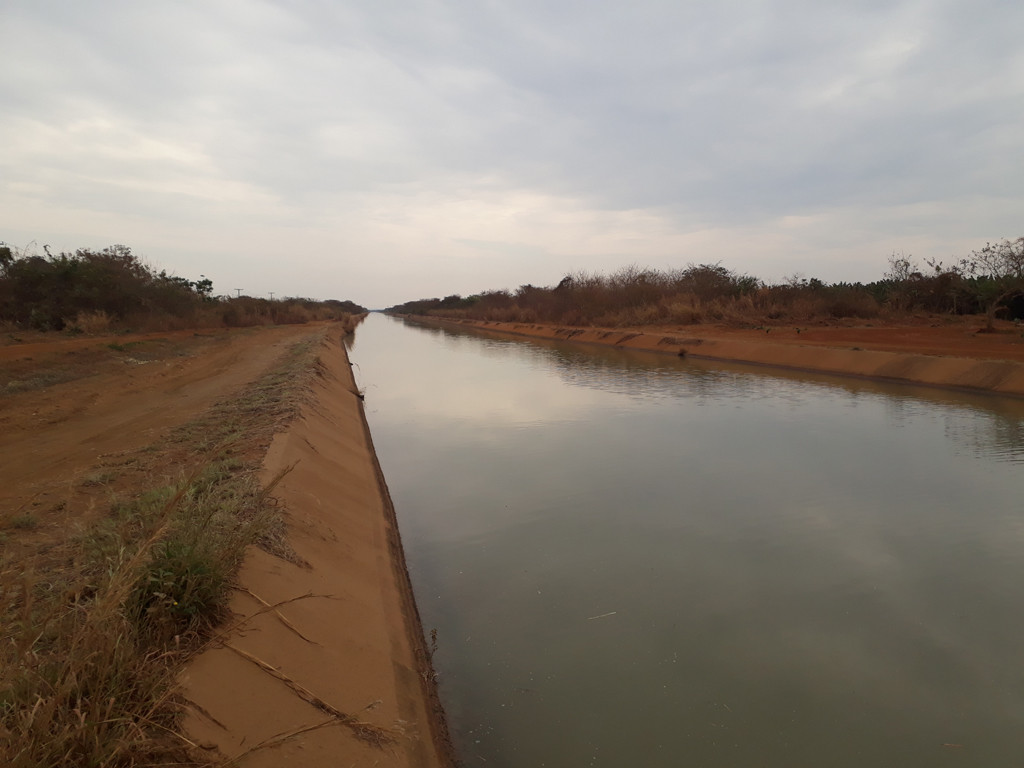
(348, 313, 1024, 767)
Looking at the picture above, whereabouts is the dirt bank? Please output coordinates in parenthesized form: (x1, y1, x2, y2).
(0, 322, 452, 766)
(180, 327, 453, 767)
(417, 317, 1024, 398)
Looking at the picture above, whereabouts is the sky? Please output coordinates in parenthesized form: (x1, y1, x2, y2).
(2, 1, 1022, 308)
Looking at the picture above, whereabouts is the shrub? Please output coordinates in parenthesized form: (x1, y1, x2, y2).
(71, 310, 112, 333)
(0, 244, 208, 330)
(0, 243, 368, 332)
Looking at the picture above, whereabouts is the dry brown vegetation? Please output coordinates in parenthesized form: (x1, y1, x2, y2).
(0, 243, 366, 334)
(388, 239, 1024, 329)
(390, 265, 883, 326)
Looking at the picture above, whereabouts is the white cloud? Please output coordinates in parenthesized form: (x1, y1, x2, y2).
(2, 0, 1022, 306)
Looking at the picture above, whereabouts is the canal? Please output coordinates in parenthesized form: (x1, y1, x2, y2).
(348, 313, 1024, 767)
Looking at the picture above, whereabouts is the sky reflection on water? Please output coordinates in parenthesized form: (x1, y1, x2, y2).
(351, 315, 1024, 767)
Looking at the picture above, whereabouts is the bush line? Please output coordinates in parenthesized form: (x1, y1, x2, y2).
(387, 241, 1024, 328)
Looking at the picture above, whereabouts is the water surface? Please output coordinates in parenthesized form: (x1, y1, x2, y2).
(348, 314, 1024, 767)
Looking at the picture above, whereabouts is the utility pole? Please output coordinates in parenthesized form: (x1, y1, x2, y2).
(268, 292, 275, 301)
(234, 288, 243, 298)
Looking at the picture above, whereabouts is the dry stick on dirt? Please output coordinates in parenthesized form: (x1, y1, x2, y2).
(182, 696, 230, 732)
(230, 585, 321, 645)
(222, 643, 398, 746)
(196, 592, 335, 652)
(212, 709, 384, 768)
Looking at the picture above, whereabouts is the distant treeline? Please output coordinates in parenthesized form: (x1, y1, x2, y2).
(388, 238, 1024, 329)
(0, 243, 366, 332)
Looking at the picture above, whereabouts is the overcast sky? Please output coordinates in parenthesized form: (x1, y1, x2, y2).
(2, 1, 1021, 307)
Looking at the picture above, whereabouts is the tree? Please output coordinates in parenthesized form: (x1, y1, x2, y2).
(676, 263, 751, 300)
(193, 277, 214, 297)
(0, 243, 214, 329)
(960, 237, 1024, 330)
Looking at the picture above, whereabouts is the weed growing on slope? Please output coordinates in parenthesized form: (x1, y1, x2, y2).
(0, 463, 287, 767)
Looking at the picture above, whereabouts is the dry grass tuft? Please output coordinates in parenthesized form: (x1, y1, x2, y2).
(72, 310, 113, 334)
(0, 464, 277, 767)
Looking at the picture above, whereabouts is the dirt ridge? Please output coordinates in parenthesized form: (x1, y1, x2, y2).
(410, 316, 1024, 398)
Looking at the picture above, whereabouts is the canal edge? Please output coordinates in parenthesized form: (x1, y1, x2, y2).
(344, 334, 460, 767)
(405, 315, 1024, 400)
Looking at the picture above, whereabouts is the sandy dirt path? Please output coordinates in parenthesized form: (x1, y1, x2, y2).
(1, 326, 322, 536)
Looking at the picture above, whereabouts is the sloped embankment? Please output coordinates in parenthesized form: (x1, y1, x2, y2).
(181, 326, 453, 767)
(416, 318, 1024, 398)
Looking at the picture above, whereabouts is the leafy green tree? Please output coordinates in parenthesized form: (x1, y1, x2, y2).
(0, 244, 213, 329)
